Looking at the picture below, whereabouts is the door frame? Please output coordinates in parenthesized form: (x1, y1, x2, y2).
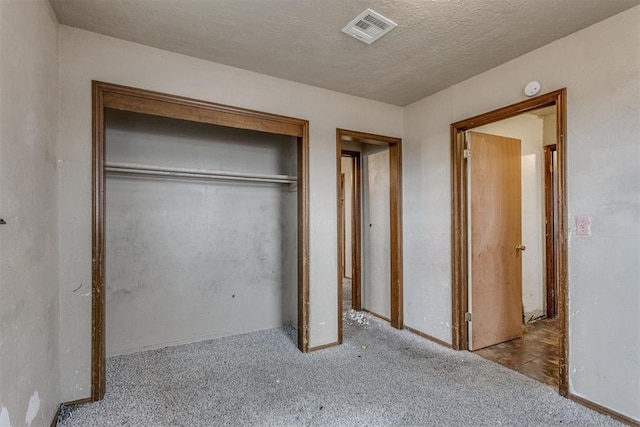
(340, 151, 362, 311)
(336, 129, 403, 344)
(450, 89, 568, 395)
(544, 144, 558, 319)
(91, 81, 310, 401)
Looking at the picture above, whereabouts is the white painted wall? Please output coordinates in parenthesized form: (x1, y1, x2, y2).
(105, 110, 297, 356)
(57, 26, 403, 401)
(403, 7, 640, 420)
(362, 146, 391, 319)
(475, 114, 546, 320)
(0, 0, 60, 425)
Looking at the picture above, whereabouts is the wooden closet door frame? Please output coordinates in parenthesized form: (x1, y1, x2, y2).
(91, 81, 310, 401)
(450, 89, 568, 395)
(336, 129, 403, 345)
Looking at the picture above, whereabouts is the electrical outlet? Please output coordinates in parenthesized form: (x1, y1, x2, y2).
(576, 216, 591, 236)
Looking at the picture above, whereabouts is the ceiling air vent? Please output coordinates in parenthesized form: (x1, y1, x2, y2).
(341, 9, 397, 45)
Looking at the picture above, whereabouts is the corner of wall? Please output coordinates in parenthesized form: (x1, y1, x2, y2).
(0, 0, 62, 424)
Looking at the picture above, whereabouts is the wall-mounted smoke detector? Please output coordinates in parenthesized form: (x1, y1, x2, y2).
(341, 9, 397, 45)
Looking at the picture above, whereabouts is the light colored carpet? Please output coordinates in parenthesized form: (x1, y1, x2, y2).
(58, 310, 622, 426)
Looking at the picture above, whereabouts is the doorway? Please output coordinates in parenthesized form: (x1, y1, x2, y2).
(450, 89, 568, 395)
(340, 151, 362, 316)
(336, 129, 403, 344)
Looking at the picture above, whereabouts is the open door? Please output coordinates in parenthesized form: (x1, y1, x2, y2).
(469, 131, 524, 350)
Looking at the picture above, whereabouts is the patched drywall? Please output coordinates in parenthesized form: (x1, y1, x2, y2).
(0, 407, 9, 427)
(0, 0, 60, 424)
(24, 391, 40, 426)
(475, 114, 546, 321)
(105, 110, 297, 355)
(403, 6, 639, 420)
(57, 26, 403, 401)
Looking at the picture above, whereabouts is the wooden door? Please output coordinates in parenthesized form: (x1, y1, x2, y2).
(469, 131, 523, 350)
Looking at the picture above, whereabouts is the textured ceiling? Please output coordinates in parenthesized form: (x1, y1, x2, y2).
(49, 0, 639, 106)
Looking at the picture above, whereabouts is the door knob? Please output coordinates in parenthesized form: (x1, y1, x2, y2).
(516, 244, 526, 252)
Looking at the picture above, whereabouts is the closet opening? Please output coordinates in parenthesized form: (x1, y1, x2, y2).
(92, 81, 310, 401)
(450, 89, 568, 395)
(336, 129, 403, 344)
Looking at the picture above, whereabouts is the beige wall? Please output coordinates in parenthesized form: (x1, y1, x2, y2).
(0, 0, 60, 425)
(57, 25, 403, 402)
(403, 6, 639, 420)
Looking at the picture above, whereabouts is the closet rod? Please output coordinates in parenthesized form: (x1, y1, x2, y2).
(105, 162, 297, 184)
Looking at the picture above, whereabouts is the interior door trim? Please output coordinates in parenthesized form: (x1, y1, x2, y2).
(449, 89, 568, 395)
(336, 129, 403, 345)
(544, 144, 558, 319)
(341, 151, 362, 308)
(92, 81, 310, 401)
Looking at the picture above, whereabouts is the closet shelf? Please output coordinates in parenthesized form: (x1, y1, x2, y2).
(105, 162, 297, 184)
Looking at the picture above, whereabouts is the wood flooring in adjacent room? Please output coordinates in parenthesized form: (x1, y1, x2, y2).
(475, 317, 559, 389)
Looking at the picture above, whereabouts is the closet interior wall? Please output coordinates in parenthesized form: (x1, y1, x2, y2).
(104, 109, 297, 356)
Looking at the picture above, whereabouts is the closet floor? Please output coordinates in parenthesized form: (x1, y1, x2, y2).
(474, 317, 560, 389)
